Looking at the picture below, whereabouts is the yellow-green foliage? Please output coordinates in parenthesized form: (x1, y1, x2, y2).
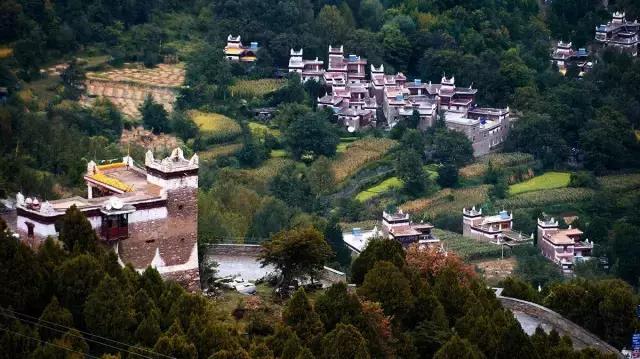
(331, 138, 397, 182)
(356, 177, 403, 202)
(230, 79, 286, 98)
(598, 173, 640, 192)
(460, 152, 534, 178)
(401, 185, 490, 218)
(200, 143, 243, 160)
(249, 122, 281, 138)
(508, 172, 570, 195)
(190, 111, 241, 133)
(190, 111, 242, 143)
(236, 158, 296, 191)
(0, 47, 13, 59)
(497, 188, 595, 209)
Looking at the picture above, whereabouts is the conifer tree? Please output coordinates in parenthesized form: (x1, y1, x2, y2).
(59, 205, 98, 253)
(38, 296, 74, 340)
(135, 310, 161, 347)
(84, 275, 135, 343)
(282, 288, 324, 346)
(321, 324, 370, 359)
(434, 335, 485, 359)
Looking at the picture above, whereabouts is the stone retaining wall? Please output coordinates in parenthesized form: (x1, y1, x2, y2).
(204, 243, 263, 256)
(499, 296, 621, 357)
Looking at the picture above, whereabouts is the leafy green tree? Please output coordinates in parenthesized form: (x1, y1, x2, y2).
(283, 288, 324, 346)
(285, 111, 339, 160)
(358, 0, 384, 31)
(434, 335, 485, 359)
(396, 149, 427, 195)
(270, 73, 306, 105)
(84, 275, 135, 342)
(505, 113, 568, 168)
(170, 111, 198, 141)
(323, 217, 352, 270)
(610, 222, 640, 285)
(247, 197, 292, 241)
(358, 261, 414, 319)
(351, 238, 405, 285)
(316, 5, 348, 46)
(381, 24, 412, 72)
(580, 108, 639, 174)
(237, 127, 268, 168)
(60, 60, 86, 100)
(307, 156, 335, 196)
(296, 347, 316, 359)
(437, 164, 459, 188)
(259, 227, 333, 288)
(489, 178, 508, 200)
(140, 95, 170, 134)
(269, 164, 314, 210)
(321, 324, 370, 359)
(500, 277, 540, 303)
(182, 43, 232, 106)
(429, 129, 474, 167)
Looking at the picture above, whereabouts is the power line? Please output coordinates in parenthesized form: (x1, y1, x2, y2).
(1, 308, 175, 359)
(0, 310, 154, 359)
(0, 326, 102, 359)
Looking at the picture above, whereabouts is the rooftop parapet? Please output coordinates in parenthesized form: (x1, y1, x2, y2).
(538, 217, 559, 228)
(145, 148, 199, 174)
(463, 206, 482, 217)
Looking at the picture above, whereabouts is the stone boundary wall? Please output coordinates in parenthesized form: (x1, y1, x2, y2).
(498, 295, 621, 357)
(204, 243, 263, 256)
(322, 266, 347, 284)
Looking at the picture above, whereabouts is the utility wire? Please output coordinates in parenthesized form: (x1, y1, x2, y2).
(1, 307, 175, 359)
(0, 326, 102, 359)
(0, 310, 154, 359)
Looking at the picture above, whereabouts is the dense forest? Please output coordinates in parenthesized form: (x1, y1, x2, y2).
(2, 0, 640, 356)
(0, 214, 630, 358)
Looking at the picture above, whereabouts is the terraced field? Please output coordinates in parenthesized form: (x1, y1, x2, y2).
(331, 138, 397, 182)
(230, 79, 285, 98)
(401, 185, 490, 217)
(434, 229, 503, 261)
(84, 64, 185, 118)
(460, 152, 534, 178)
(355, 177, 403, 202)
(190, 111, 242, 143)
(508, 172, 570, 195)
(200, 143, 243, 160)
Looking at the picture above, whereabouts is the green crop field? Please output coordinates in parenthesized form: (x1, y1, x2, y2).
(434, 229, 503, 261)
(249, 122, 281, 138)
(331, 138, 397, 182)
(356, 177, 403, 202)
(508, 172, 570, 195)
(230, 79, 285, 98)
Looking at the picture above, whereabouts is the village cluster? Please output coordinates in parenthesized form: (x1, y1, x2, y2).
(343, 206, 591, 275)
(550, 11, 639, 75)
(224, 34, 511, 157)
(4, 13, 632, 294)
